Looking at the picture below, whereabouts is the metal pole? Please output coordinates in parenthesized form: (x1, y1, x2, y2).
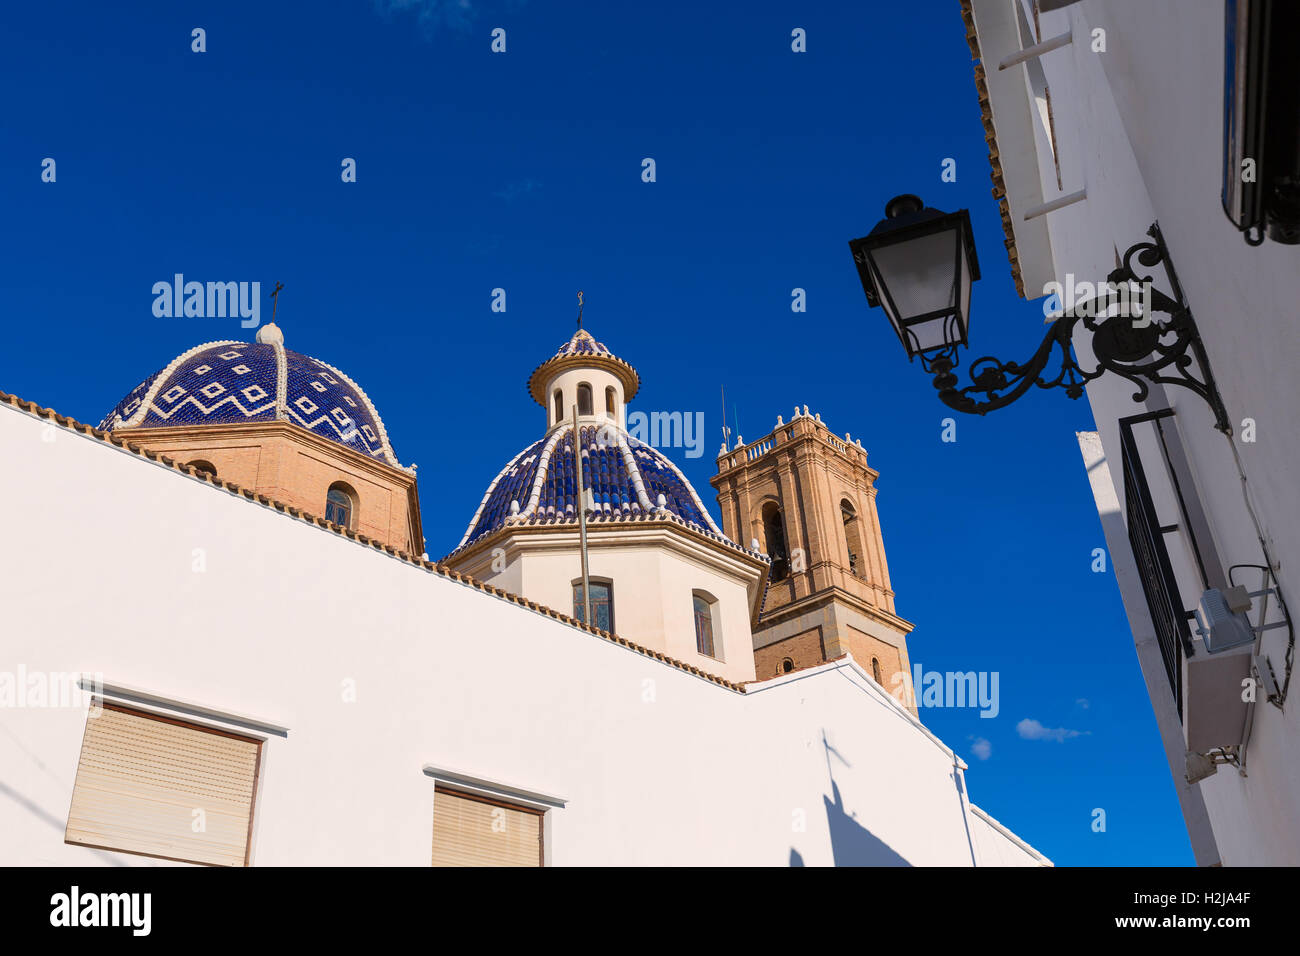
(573, 404, 593, 626)
(997, 29, 1072, 70)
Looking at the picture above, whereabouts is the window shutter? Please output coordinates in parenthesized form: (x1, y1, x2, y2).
(65, 703, 261, 867)
(432, 786, 542, 867)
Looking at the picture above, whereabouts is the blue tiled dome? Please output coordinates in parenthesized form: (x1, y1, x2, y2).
(453, 423, 728, 552)
(448, 324, 760, 562)
(99, 327, 403, 467)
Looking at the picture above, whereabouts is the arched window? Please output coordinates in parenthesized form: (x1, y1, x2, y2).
(572, 578, 613, 632)
(693, 591, 718, 658)
(762, 502, 789, 582)
(871, 657, 882, 685)
(553, 389, 564, 425)
(187, 459, 217, 478)
(781, 658, 795, 674)
(605, 386, 617, 417)
(325, 482, 356, 529)
(577, 383, 593, 416)
(842, 498, 866, 579)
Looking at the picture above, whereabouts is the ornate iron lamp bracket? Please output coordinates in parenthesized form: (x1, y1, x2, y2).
(924, 224, 1231, 433)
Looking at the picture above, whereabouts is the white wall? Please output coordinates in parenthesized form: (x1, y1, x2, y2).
(519, 534, 758, 682)
(544, 367, 624, 430)
(999, 0, 1300, 865)
(449, 526, 762, 683)
(0, 401, 1046, 866)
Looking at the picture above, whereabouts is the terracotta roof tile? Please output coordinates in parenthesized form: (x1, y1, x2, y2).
(960, 0, 1026, 298)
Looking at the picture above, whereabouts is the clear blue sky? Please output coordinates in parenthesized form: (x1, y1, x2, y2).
(0, 0, 1193, 865)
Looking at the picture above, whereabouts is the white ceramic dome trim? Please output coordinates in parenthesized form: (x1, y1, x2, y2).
(118, 339, 245, 429)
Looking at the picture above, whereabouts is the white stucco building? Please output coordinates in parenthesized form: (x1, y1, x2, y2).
(962, 0, 1300, 865)
(0, 322, 1048, 867)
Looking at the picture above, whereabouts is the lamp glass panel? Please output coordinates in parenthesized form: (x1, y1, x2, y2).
(867, 226, 959, 323)
(909, 311, 955, 354)
(958, 232, 972, 341)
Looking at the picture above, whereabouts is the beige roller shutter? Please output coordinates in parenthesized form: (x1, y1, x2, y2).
(432, 786, 543, 867)
(65, 702, 261, 867)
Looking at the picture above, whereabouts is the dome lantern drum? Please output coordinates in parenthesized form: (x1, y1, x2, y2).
(528, 329, 640, 431)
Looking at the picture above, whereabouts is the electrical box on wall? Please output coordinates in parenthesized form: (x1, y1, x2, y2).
(1195, 586, 1256, 653)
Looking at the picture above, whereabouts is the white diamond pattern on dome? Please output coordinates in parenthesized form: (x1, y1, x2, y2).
(98, 342, 402, 467)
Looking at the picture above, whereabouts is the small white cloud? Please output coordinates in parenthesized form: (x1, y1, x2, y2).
(1076, 698, 1090, 709)
(970, 737, 992, 760)
(492, 178, 540, 201)
(373, 0, 477, 37)
(1017, 718, 1088, 743)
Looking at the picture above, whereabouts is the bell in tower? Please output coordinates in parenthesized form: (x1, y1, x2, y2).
(710, 407, 916, 709)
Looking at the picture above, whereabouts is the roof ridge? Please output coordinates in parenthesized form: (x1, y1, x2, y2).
(0, 387, 745, 694)
(616, 426, 655, 512)
(523, 425, 566, 518)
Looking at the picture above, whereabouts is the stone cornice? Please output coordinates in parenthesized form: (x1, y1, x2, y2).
(758, 583, 913, 636)
(446, 513, 771, 578)
(113, 419, 418, 489)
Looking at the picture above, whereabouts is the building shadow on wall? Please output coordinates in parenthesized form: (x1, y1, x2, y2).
(821, 780, 911, 867)
(789, 730, 912, 867)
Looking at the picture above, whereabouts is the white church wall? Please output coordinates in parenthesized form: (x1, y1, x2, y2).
(998, 0, 1300, 865)
(511, 537, 759, 683)
(968, 805, 1045, 868)
(0, 401, 1046, 866)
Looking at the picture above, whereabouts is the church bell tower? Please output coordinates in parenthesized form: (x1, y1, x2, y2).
(710, 407, 915, 706)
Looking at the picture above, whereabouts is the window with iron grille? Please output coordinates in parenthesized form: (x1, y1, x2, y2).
(1119, 411, 1202, 717)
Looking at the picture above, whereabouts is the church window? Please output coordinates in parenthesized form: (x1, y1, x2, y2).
(553, 389, 563, 425)
(781, 658, 794, 674)
(762, 502, 789, 582)
(605, 386, 617, 416)
(577, 383, 593, 416)
(326, 482, 356, 529)
(573, 579, 613, 632)
(693, 591, 718, 658)
(872, 657, 882, 685)
(187, 459, 217, 478)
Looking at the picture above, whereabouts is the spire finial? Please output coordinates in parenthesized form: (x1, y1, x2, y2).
(269, 281, 284, 323)
(577, 290, 584, 330)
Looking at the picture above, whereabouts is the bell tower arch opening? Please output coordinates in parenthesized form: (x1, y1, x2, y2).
(841, 498, 865, 580)
(761, 501, 790, 582)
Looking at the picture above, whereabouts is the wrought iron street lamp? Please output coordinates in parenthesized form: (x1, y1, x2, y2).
(849, 195, 1231, 433)
(849, 194, 980, 359)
